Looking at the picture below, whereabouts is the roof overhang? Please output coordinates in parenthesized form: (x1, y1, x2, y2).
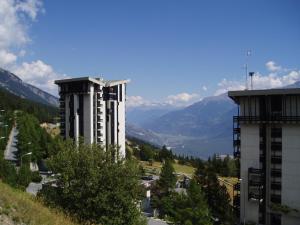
(54, 77, 130, 87)
(228, 88, 300, 103)
(55, 77, 105, 85)
(105, 79, 130, 87)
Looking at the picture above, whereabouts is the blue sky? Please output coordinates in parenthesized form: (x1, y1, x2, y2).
(1, 0, 300, 106)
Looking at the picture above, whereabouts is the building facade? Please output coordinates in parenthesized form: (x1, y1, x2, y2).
(55, 77, 128, 157)
(229, 88, 300, 225)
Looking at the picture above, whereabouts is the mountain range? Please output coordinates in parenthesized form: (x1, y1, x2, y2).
(126, 95, 237, 158)
(2, 67, 300, 159)
(126, 83, 300, 158)
(0, 68, 58, 107)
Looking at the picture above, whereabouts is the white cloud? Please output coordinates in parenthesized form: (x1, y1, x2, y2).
(266, 61, 281, 72)
(165, 92, 200, 106)
(0, 0, 42, 50)
(215, 79, 245, 96)
(0, 49, 17, 66)
(16, 0, 43, 20)
(214, 62, 300, 95)
(202, 85, 208, 91)
(127, 92, 201, 108)
(126, 96, 150, 108)
(18, 49, 26, 57)
(0, 0, 64, 95)
(13, 60, 67, 95)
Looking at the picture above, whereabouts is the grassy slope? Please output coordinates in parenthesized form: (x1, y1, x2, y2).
(0, 181, 77, 225)
(218, 177, 239, 205)
(140, 161, 195, 176)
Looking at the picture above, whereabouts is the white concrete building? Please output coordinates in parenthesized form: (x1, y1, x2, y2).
(229, 88, 300, 225)
(55, 77, 129, 158)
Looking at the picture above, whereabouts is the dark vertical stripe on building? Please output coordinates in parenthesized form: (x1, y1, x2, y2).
(111, 101, 115, 144)
(79, 94, 84, 137)
(119, 84, 122, 102)
(69, 94, 74, 138)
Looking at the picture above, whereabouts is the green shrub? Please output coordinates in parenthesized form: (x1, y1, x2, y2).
(31, 171, 42, 183)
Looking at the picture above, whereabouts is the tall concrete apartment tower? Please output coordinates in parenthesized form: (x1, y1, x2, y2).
(228, 89, 300, 225)
(55, 77, 129, 157)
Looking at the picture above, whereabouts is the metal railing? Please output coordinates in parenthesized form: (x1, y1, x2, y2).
(234, 116, 300, 123)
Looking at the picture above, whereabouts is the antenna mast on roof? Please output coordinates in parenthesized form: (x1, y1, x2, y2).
(244, 50, 252, 90)
(249, 72, 255, 90)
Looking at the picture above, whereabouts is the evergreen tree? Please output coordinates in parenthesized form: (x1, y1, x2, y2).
(175, 179, 212, 225)
(195, 164, 234, 225)
(158, 160, 176, 192)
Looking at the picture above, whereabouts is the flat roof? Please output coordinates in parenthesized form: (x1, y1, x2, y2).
(228, 88, 300, 101)
(55, 77, 129, 86)
(105, 79, 130, 86)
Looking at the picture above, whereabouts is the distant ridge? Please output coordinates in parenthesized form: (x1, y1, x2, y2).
(0, 68, 59, 107)
(126, 83, 300, 158)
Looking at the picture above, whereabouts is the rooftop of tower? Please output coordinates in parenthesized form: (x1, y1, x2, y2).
(55, 77, 130, 86)
(228, 88, 300, 102)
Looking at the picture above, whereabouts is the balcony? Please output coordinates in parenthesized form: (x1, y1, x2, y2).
(271, 182, 281, 190)
(233, 127, 240, 134)
(234, 115, 300, 123)
(249, 192, 262, 201)
(271, 156, 282, 164)
(233, 194, 240, 207)
(234, 183, 240, 191)
(233, 149, 240, 158)
(271, 129, 282, 138)
(260, 155, 266, 163)
(271, 194, 281, 204)
(249, 180, 262, 187)
(271, 169, 282, 177)
(260, 142, 266, 150)
(249, 168, 261, 174)
(271, 142, 282, 151)
(233, 139, 240, 147)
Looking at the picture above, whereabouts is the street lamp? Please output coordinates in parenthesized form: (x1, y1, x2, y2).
(20, 152, 32, 167)
(239, 178, 246, 225)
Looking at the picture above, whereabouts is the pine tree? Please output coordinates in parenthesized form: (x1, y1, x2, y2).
(158, 160, 176, 192)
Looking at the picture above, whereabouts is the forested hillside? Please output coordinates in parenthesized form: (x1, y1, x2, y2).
(0, 87, 58, 122)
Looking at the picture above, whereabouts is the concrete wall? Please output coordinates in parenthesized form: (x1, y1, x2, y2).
(118, 84, 126, 157)
(281, 125, 300, 225)
(240, 124, 260, 223)
(58, 81, 126, 158)
(83, 84, 94, 144)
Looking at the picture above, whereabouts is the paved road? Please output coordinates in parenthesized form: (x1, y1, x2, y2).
(4, 126, 18, 162)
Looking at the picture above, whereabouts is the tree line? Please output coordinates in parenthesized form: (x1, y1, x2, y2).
(0, 87, 58, 122)
(0, 111, 56, 190)
(150, 159, 235, 225)
(128, 137, 238, 177)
